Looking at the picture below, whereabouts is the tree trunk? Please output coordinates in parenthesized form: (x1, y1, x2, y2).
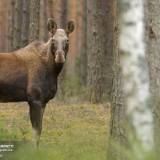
(87, 0, 114, 103)
(46, 0, 54, 18)
(59, 0, 68, 28)
(119, 0, 153, 150)
(21, 0, 30, 47)
(39, 0, 48, 41)
(7, 0, 15, 51)
(146, 0, 160, 157)
(78, 0, 87, 85)
(53, 0, 68, 28)
(13, 0, 23, 50)
(29, 0, 40, 42)
(107, 1, 127, 159)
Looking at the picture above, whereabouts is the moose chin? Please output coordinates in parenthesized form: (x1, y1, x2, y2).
(0, 18, 75, 146)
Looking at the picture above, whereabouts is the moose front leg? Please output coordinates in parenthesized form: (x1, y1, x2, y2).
(28, 100, 46, 147)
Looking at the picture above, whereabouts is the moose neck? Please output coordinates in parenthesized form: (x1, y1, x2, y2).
(53, 63, 64, 76)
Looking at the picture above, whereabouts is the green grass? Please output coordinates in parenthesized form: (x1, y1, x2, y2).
(0, 101, 109, 160)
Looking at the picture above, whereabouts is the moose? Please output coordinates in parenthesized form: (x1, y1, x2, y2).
(0, 19, 75, 146)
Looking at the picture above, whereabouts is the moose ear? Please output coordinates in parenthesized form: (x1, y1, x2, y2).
(47, 18, 57, 34)
(66, 21, 75, 35)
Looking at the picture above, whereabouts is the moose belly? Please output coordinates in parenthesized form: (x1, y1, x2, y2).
(0, 54, 27, 102)
(0, 73, 27, 102)
(0, 85, 27, 102)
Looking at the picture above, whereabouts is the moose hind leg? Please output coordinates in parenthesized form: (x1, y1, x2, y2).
(29, 100, 45, 147)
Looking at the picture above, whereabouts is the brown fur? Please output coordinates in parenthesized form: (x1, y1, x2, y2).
(0, 20, 75, 146)
(0, 40, 59, 103)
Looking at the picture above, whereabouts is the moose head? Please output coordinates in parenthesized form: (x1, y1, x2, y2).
(47, 18, 75, 64)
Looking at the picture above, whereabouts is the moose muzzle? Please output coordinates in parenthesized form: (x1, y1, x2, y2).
(55, 50, 65, 63)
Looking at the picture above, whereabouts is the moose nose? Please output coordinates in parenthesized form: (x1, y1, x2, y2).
(56, 50, 64, 55)
(55, 50, 65, 63)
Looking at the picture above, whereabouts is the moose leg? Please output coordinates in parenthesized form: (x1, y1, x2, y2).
(29, 100, 45, 147)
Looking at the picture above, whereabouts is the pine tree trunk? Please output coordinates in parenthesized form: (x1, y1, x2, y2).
(21, 0, 30, 47)
(46, 0, 54, 18)
(13, 0, 23, 50)
(7, 0, 15, 51)
(79, 0, 87, 85)
(29, 0, 40, 42)
(53, 0, 68, 28)
(60, 0, 68, 28)
(39, 0, 47, 41)
(87, 0, 114, 103)
(107, 1, 127, 159)
(146, 0, 160, 157)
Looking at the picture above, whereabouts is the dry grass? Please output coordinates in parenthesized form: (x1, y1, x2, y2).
(0, 100, 110, 160)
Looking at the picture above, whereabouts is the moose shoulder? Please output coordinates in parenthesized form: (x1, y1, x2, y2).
(0, 19, 75, 146)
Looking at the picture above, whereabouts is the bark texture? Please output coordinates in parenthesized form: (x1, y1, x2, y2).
(119, 0, 153, 150)
(146, 0, 160, 157)
(29, 0, 40, 42)
(8, 0, 15, 51)
(108, 1, 127, 159)
(39, 0, 47, 41)
(21, 0, 30, 47)
(13, 0, 23, 50)
(79, 0, 87, 85)
(87, 0, 114, 103)
(53, 0, 68, 28)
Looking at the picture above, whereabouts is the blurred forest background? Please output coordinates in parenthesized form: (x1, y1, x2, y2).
(0, 0, 160, 160)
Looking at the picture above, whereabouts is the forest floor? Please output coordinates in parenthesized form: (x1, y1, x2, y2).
(0, 100, 110, 160)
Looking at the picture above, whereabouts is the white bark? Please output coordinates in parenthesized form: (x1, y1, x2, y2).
(119, 0, 153, 150)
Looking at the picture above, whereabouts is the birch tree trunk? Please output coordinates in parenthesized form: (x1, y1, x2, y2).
(119, 0, 153, 150)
